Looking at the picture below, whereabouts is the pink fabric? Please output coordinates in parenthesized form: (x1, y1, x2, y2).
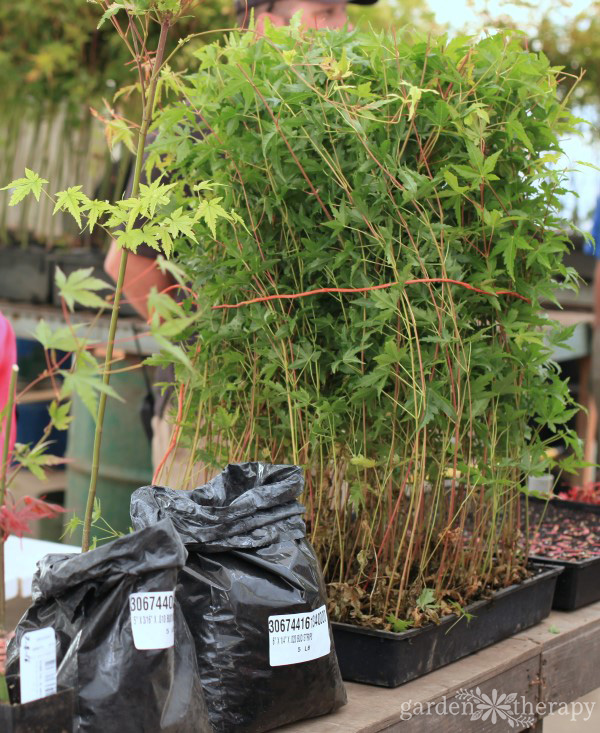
(0, 311, 17, 458)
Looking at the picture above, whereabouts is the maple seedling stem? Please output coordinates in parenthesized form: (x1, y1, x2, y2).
(81, 18, 172, 553)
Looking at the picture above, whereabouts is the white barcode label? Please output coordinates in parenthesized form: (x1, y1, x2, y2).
(19, 628, 57, 703)
(129, 591, 175, 650)
(268, 605, 330, 666)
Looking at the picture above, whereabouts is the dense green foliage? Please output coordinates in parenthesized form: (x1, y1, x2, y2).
(147, 24, 582, 626)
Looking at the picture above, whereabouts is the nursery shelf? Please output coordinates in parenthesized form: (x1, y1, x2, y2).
(275, 601, 600, 733)
(0, 299, 157, 356)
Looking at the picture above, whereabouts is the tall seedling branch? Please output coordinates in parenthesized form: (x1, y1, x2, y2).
(81, 13, 172, 553)
(2, 0, 235, 548)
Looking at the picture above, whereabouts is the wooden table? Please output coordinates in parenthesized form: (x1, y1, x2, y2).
(276, 602, 600, 733)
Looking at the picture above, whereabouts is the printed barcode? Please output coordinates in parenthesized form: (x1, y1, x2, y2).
(43, 659, 56, 695)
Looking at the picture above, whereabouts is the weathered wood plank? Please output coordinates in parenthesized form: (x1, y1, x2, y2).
(515, 605, 600, 651)
(542, 623, 600, 705)
(376, 657, 541, 733)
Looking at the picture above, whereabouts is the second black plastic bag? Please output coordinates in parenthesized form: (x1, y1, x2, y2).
(131, 462, 347, 733)
(6, 519, 212, 733)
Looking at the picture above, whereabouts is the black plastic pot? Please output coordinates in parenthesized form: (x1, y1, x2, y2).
(0, 680, 74, 733)
(0, 244, 52, 304)
(530, 554, 600, 610)
(331, 564, 561, 688)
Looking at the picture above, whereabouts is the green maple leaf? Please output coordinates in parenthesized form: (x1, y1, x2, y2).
(60, 354, 123, 420)
(1, 168, 48, 206)
(97, 2, 124, 28)
(153, 333, 194, 372)
(83, 199, 111, 233)
(105, 205, 129, 229)
(114, 227, 148, 252)
(136, 225, 162, 252)
(92, 498, 102, 522)
(165, 207, 198, 241)
(49, 400, 73, 431)
(33, 319, 90, 351)
(156, 0, 181, 12)
(62, 515, 82, 540)
(138, 179, 175, 217)
(417, 588, 438, 611)
(55, 266, 111, 312)
(12, 441, 65, 480)
(117, 197, 145, 230)
(386, 615, 414, 633)
(53, 186, 89, 228)
(158, 228, 174, 257)
(230, 210, 250, 233)
(196, 197, 231, 238)
(444, 169, 468, 194)
(105, 118, 135, 153)
(156, 255, 186, 284)
(193, 181, 216, 193)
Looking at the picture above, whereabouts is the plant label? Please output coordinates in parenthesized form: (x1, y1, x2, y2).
(19, 627, 57, 704)
(268, 605, 330, 666)
(129, 591, 175, 650)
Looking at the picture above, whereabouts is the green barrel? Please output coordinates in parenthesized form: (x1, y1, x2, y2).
(64, 356, 153, 545)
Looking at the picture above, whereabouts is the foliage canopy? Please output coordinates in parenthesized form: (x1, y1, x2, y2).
(142, 24, 583, 625)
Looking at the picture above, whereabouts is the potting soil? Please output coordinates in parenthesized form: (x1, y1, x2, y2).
(6, 519, 211, 732)
(131, 462, 347, 733)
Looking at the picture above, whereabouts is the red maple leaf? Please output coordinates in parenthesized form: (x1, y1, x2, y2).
(0, 496, 65, 541)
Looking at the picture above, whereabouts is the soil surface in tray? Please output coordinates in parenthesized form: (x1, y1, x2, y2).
(529, 499, 600, 561)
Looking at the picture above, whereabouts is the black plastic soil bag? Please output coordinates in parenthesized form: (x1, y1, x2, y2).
(131, 462, 347, 733)
(6, 519, 212, 733)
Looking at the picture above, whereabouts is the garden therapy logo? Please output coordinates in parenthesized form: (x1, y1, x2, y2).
(399, 688, 596, 725)
(456, 688, 535, 727)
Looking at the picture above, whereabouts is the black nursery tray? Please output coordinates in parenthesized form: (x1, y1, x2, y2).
(528, 496, 600, 610)
(331, 564, 561, 688)
(530, 554, 600, 611)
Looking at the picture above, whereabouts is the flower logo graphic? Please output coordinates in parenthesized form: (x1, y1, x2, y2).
(456, 687, 536, 728)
